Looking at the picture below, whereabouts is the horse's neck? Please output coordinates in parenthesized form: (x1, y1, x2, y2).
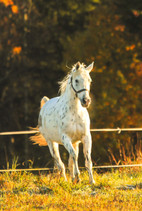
(63, 81, 81, 111)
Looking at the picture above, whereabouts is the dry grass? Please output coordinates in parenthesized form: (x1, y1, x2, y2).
(0, 168, 142, 210)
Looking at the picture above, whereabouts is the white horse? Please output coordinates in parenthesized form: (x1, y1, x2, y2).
(31, 61, 95, 184)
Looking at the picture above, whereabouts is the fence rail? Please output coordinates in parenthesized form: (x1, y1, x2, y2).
(90, 127, 142, 133)
(0, 164, 142, 173)
(0, 128, 142, 172)
(0, 127, 142, 136)
(0, 130, 37, 136)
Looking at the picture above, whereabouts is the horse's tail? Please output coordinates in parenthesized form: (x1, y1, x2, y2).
(40, 96, 49, 108)
(29, 96, 49, 146)
(29, 128, 48, 146)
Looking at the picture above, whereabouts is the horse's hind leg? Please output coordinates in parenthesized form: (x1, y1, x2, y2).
(68, 142, 80, 181)
(48, 141, 67, 181)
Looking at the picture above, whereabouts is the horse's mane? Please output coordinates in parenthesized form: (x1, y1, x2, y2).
(58, 73, 71, 95)
(58, 63, 86, 95)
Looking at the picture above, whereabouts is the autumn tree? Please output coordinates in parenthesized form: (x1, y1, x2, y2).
(0, 0, 98, 167)
(63, 0, 142, 164)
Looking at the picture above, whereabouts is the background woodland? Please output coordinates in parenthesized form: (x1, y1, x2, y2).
(0, 0, 142, 168)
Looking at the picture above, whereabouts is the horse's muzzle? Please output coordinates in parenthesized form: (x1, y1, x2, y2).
(81, 97, 91, 108)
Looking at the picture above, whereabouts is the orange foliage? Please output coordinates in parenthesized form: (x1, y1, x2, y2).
(125, 44, 135, 51)
(137, 90, 142, 100)
(0, 0, 18, 14)
(114, 25, 125, 32)
(12, 46, 22, 55)
(131, 61, 142, 77)
(11, 5, 18, 14)
(136, 63, 142, 77)
(105, 102, 110, 106)
(132, 10, 140, 17)
(0, 0, 13, 6)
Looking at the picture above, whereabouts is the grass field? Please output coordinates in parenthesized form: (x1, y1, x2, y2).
(0, 168, 142, 210)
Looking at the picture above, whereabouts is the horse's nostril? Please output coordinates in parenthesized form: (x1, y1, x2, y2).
(83, 98, 90, 105)
(83, 98, 87, 104)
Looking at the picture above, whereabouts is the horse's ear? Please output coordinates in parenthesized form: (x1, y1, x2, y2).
(86, 62, 94, 72)
(76, 62, 81, 70)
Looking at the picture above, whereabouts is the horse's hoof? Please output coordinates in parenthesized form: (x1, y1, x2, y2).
(90, 180, 95, 185)
(72, 176, 80, 184)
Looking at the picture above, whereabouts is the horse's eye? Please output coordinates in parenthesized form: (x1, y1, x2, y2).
(75, 79, 79, 84)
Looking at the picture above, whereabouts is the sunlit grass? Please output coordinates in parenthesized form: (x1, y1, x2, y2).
(0, 168, 142, 210)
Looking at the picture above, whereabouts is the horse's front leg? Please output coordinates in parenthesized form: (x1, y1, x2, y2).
(47, 141, 67, 181)
(62, 134, 80, 183)
(68, 142, 80, 181)
(82, 133, 95, 184)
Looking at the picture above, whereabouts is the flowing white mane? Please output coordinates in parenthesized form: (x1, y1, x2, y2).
(58, 63, 86, 95)
(58, 73, 70, 95)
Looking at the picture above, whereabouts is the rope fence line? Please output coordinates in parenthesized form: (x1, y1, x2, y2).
(0, 164, 142, 173)
(0, 128, 142, 172)
(0, 130, 38, 136)
(90, 127, 142, 134)
(0, 127, 142, 136)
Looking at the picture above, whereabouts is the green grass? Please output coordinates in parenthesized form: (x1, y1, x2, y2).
(0, 168, 142, 210)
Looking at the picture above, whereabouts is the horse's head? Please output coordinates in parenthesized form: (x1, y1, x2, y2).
(71, 62, 94, 108)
